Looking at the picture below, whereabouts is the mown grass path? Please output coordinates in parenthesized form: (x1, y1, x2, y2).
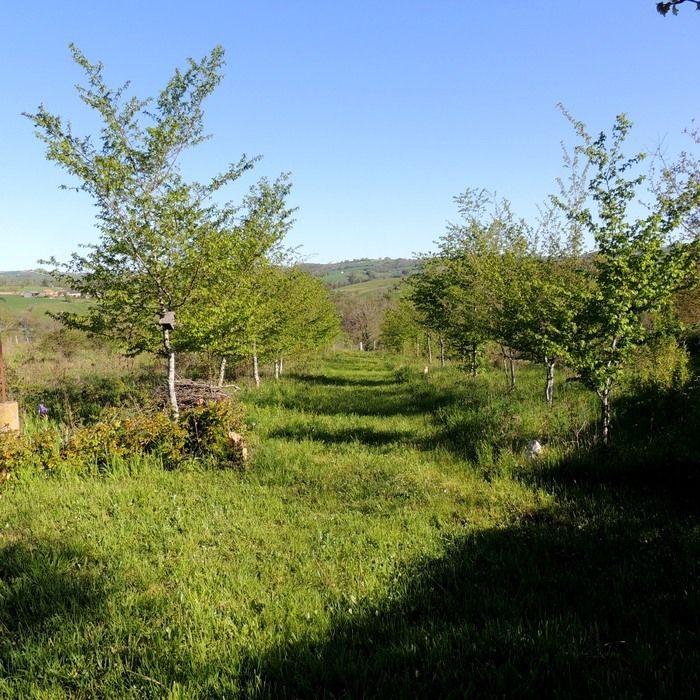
(1, 352, 699, 698)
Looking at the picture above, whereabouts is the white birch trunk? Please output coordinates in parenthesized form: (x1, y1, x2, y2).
(162, 326, 179, 420)
(218, 357, 227, 388)
(544, 357, 555, 406)
(252, 343, 260, 388)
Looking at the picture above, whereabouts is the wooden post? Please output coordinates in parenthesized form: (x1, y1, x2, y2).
(0, 335, 7, 402)
(0, 334, 20, 432)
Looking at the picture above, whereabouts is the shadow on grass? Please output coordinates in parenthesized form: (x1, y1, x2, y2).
(0, 536, 117, 695)
(290, 373, 394, 388)
(0, 537, 108, 636)
(522, 446, 700, 518)
(0, 536, 196, 697)
(251, 380, 462, 419)
(269, 424, 420, 448)
(517, 380, 700, 515)
(239, 503, 700, 698)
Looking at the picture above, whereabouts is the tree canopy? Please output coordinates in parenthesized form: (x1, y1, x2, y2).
(26, 45, 289, 417)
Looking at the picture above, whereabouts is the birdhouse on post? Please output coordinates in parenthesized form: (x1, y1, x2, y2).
(159, 311, 176, 331)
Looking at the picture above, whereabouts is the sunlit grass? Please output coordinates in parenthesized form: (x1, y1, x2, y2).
(0, 351, 698, 697)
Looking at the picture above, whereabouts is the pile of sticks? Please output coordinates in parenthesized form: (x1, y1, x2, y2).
(156, 380, 230, 409)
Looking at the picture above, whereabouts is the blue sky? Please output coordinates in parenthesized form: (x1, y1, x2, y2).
(1, 1, 698, 270)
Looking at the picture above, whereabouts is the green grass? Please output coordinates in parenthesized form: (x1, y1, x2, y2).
(332, 278, 403, 299)
(0, 295, 89, 318)
(1, 352, 699, 697)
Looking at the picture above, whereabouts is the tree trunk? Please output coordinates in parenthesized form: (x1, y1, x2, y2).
(252, 343, 261, 388)
(415, 337, 420, 358)
(274, 358, 281, 380)
(600, 381, 611, 446)
(427, 334, 433, 364)
(501, 345, 516, 390)
(218, 356, 227, 388)
(162, 326, 179, 420)
(544, 357, 555, 406)
(279, 357, 284, 376)
(439, 335, 446, 368)
(470, 343, 478, 378)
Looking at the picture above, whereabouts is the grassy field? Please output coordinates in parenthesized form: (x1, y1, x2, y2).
(1, 352, 699, 698)
(331, 278, 403, 299)
(0, 296, 88, 316)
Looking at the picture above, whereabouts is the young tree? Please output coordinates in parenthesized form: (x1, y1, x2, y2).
(26, 45, 267, 418)
(506, 152, 590, 406)
(262, 268, 340, 377)
(176, 175, 295, 386)
(380, 296, 422, 355)
(435, 189, 521, 380)
(561, 112, 700, 443)
(408, 259, 453, 366)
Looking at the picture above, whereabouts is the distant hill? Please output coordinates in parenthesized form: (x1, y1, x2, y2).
(298, 257, 421, 289)
(0, 269, 57, 293)
(0, 258, 423, 299)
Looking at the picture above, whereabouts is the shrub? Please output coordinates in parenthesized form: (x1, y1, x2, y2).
(25, 423, 64, 471)
(0, 432, 28, 476)
(620, 336, 690, 394)
(180, 400, 247, 468)
(63, 410, 187, 470)
(0, 397, 248, 480)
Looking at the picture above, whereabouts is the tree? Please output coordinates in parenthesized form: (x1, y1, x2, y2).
(653, 125, 700, 239)
(434, 189, 521, 380)
(262, 268, 340, 377)
(408, 259, 453, 366)
(26, 45, 268, 418)
(338, 296, 390, 351)
(380, 296, 422, 355)
(505, 148, 590, 406)
(503, 253, 585, 405)
(657, 1, 700, 16)
(561, 112, 700, 444)
(175, 176, 296, 386)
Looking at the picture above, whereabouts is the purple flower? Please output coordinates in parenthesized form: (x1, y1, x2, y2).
(38, 403, 49, 418)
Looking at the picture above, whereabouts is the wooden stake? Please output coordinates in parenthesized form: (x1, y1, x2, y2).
(0, 335, 7, 402)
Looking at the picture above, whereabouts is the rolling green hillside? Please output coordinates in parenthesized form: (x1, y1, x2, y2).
(332, 277, 405, 300)
(0, 270, 57, 292)
(0, 258, 420, 307)
(299, 257, 421, 289)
